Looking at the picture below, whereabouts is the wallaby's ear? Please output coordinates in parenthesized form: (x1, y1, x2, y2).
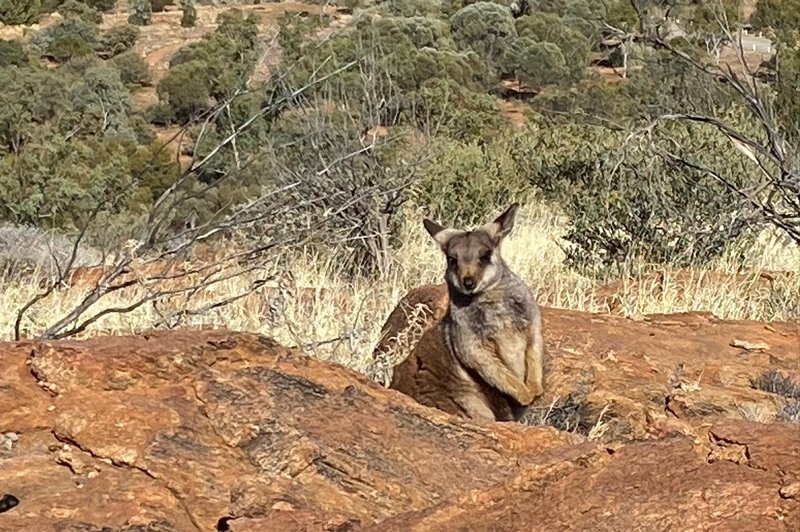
(423, 218, 458, 248)
(480, 203, 520, 244)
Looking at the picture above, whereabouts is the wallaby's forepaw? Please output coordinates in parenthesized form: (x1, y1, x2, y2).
(518, 382, 544, 405)
(530, 381, 544, 400)
(516, 387, 535, 406)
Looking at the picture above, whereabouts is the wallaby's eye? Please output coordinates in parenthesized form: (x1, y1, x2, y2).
(446, 256, 457, 268)
(479, 251, 492, 264)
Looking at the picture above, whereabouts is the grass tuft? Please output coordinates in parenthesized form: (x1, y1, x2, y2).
(750, 369, 800, 401)
(1, 203, 797, 379)
(519, 391, 595, 434)
(778, 401, 800, 423)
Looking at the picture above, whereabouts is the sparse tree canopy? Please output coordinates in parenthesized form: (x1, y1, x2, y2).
(603, 0, 638, 31)
(688, 0, 740, 34)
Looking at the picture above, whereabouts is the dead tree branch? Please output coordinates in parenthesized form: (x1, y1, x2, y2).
(13, 17, 425, 341)
(610, 4, 800, 243)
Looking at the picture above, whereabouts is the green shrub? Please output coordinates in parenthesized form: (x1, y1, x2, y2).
(405, 78, 508, 141)
(753, 0, 800, 44)
(0, 129, 136, 230)
(31, 18, 99, 63)
(128, 0, 152, 25)
(152, 0, 173, 11)
(50, 33, 94, 62)
(686, 1, 740, 34)
(86, 0, 117, 11)
(127, 114, 157, 144)
(97, 23, 140, 58)
(535, 0, 607, 19)
(180, 0, 196, 27)
(126, 141, 181, 204)
(61, 52, 104, 74)
(604, 0, 638, 30)
(0, 67, 73, 152)
(57, 0, 103, 23)
(622, 49, 736, 119)
(443, 0, 517, 16)
(0, 39, 28, 67)
(508, 122, 760, 274)
(372, 16, 452, 49)
(168, 40, 206, 67)
(503, 38, 567, 89)
(68, 63, 133, 137)
(775, 47, 800, 140)
(532, 76, 637, 123)
(46, 22, 99, 62)
(384, 0, 444, 16)
(414, 134, 530, 224)
(145, 102, 176, 125)
(111, 50, 151, 86)
(607, 40, 648, 70)
(41, 0, 65, 13)
(0, 0, 41, 25)
(514, 13, 590, 80)
(157, 59, 210, 121)
(391, 47, 483, 91)
(450, 2, 516, 71)
(168, 9, 259, 99)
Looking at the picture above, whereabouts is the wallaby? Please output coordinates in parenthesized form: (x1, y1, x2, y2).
(389, 204, 545, 422)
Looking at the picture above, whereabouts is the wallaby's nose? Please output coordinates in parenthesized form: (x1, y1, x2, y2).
(462, 277, 476, 291)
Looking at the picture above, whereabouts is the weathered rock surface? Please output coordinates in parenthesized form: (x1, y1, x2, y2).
(372, 421, 800, 531)
(374, 284, 800, 440)
(0, 331, 582, 531)
(1, 292, 798, 531)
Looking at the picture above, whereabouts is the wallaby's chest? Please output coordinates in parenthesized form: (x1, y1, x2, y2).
(450, 296, 532, 335)
(446, 296, 532, 378)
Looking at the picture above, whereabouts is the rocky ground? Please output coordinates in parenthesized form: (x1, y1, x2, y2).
(1, 287, 798, 531)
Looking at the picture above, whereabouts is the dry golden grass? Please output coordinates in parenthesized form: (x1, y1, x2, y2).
(2, 203, 798, 375)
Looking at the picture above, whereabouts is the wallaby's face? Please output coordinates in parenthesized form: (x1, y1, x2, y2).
(423, 204, 519, 295)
